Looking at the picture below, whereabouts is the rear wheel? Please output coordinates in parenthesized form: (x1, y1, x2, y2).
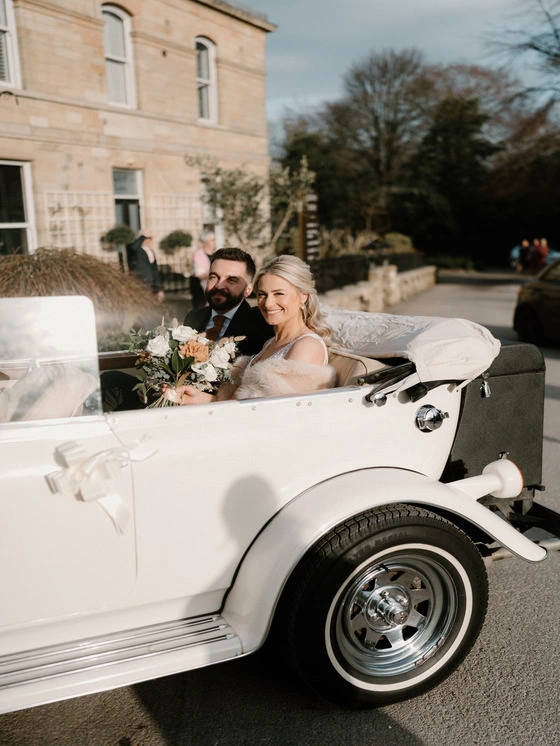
(278, 505, 488, 707)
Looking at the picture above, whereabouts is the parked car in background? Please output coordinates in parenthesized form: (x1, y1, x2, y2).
(514, 258, 560, 343)
(0, 296, 557, 713)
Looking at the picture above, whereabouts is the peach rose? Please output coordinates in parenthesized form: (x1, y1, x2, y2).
(179, 341, 209, 363)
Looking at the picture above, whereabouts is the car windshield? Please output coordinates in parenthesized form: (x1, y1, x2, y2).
(0, 296, 102, 422)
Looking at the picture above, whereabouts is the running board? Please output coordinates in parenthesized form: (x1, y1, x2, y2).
(0, 614, 242, 714)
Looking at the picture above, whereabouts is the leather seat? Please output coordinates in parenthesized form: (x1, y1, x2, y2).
(328, 349, 388, 387)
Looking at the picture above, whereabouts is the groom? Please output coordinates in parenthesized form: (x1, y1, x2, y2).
(183, 247, 273, 356)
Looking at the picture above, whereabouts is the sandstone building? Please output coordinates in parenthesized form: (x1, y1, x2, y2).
(0, 0, 275, 275)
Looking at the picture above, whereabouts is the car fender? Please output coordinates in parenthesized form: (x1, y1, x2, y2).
(222, 466, 547, 653)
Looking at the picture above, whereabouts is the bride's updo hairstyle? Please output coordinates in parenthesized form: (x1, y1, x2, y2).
(254, 254, 331, 342)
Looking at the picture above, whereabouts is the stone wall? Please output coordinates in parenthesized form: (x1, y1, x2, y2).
(319, 265, 437, 311)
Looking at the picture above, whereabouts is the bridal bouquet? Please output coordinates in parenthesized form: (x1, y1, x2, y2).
(128, 320, 244, 407)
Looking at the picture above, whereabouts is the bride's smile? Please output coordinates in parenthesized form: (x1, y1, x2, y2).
(257, 274, 307, 332)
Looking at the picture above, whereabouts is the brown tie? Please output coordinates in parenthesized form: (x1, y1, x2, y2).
(206, 314, 226, 341)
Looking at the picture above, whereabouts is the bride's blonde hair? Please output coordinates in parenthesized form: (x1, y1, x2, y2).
(254, 255, 331, 343)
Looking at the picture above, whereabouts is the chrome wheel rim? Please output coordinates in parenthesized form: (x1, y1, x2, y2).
(334, 551, 460, 678)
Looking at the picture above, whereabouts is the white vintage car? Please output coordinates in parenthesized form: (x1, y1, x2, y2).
(0, 295, 555, 712)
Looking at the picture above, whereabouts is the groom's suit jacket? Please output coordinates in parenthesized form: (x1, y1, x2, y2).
(184, 299, 273, 356)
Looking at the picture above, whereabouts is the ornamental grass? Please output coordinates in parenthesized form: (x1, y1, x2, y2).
(0, 249, 159, 348)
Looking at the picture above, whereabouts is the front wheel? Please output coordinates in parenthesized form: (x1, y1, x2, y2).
(277, 505, 488, 707)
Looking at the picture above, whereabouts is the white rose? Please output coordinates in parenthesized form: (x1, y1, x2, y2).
(172, 325, 198, 343)
(223, 341, 237, 356)
(146, 334, 170, 357)
(209, 346, 231, 368)
(192, 362, 218, 382)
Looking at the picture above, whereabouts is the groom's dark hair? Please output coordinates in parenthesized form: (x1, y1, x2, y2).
(210, 248, 256, 280)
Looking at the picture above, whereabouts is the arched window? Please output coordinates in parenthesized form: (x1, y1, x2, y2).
(195, 37, 218, 123)
(102, 5, 136, 107)
(0, 0, 21, 88)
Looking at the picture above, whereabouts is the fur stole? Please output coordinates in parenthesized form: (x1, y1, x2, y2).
(217, 356, 336, 400)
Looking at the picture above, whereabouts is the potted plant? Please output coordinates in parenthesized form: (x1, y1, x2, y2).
(159, 229, 193, 254)
(101, 224, 136, 251)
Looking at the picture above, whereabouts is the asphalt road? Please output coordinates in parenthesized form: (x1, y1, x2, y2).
(2, 270, 559, 746)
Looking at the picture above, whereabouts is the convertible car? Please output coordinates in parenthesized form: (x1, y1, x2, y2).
(0, 295, 557, 712)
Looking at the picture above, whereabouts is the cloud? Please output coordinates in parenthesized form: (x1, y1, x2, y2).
(266, 52, 321, 73)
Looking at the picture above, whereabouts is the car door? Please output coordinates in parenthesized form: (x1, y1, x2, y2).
(0, 417, 136, 629)
(0, 297, 137, 633)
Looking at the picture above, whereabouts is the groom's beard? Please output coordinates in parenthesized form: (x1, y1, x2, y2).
(206, 285, 247, 312)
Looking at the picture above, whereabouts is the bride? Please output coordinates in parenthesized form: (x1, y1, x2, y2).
(174, 254, 336, 403)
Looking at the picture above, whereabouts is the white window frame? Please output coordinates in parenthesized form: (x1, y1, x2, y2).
(195, 36, 218, 124)
(0, 0, 22, 88)
(102, 4, 137, 109)
(112, 167, 144, 232)
(0, 161, 37, 253)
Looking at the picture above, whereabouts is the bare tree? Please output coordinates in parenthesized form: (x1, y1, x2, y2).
(423, 63, 533, 144)
(494, 0, 560, 98)
(303, 48, 438, 231)
(337, 48, 433, 187)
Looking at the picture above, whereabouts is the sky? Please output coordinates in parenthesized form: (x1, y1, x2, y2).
(245, 0, 523, 122)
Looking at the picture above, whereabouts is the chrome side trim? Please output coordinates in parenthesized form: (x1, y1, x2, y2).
(0, 614, 238, 689)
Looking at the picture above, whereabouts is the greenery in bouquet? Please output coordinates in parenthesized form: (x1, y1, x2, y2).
(128, 320, 244, 407)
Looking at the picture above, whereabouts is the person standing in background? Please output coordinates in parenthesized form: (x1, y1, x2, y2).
(126, 229, 164, 304)
(528, 237, 542, 274)
(516, 238, 531, 273)
(189, 229, 216, 309)
(534, 237, 549, 272)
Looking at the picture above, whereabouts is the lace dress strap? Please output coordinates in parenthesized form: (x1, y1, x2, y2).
(276, 334, 329, 365)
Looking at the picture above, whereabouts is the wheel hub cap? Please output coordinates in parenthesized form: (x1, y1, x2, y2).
(334, 554, 460, 677)
(366, 587, 410, 626)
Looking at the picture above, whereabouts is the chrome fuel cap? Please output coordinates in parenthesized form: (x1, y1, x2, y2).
(415, 405, 449, 432)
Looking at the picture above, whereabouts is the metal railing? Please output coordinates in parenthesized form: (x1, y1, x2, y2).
(310, 255, 370, 294)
